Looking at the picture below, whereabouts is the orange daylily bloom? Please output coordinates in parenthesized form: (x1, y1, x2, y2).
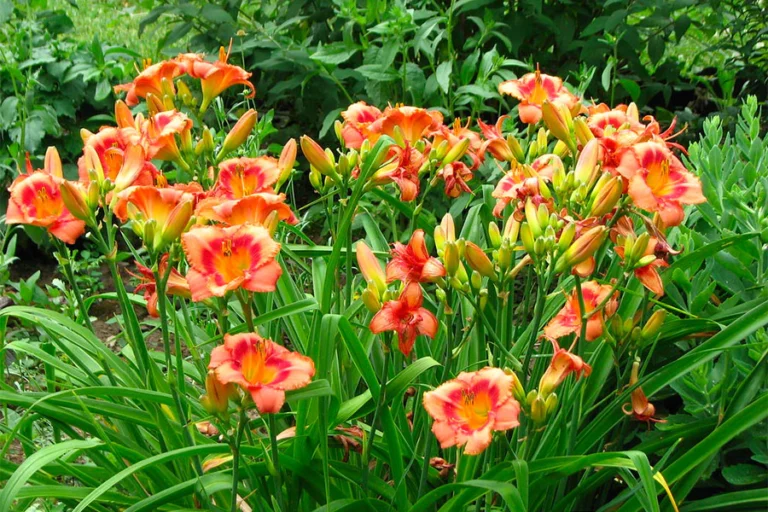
(386, 229, 446, 284)
(616, 142, 705, 227)
(498, 68, 581, 124)
(78, 128, 158, 189)
(114, 60, 183, 107)
(369, 106, 435, 145)
(530, 154, 564, 181)
(539, 340, 592, 396)
(340, 101, 383, 149)
(181, 224, 282, 301)
(371, 144, 425, 202)
(438, 161, 474, 198)
(369, 282, 438, 356)
(195, 193, 297, 227)
(209, 333, 315, 414)
(544, 280, 618, 341)
(143, 110, 193, 162)
(5, 169, 85, 245)
(179, 46, 256, 112)
(623, 360, 664, 426)
(213, 157, 281, 198)
(423, 367, 520, 455)
(113, 186, 194, 251)
(433, 118, 484, 169)
(588, 109, 645, 139)
(491, 164, 545, 218)
(478, 116, 518, 162)
(131, 255, 191, 317)
(356, 241, 387, 295)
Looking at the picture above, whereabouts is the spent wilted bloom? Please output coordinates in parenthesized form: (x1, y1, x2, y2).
(423, 367, 521, 455)
(131, 255, 191, 317)
(623, 360, 664, 426)
(538, 340, 592, 396)
(209, 333, 315, 414)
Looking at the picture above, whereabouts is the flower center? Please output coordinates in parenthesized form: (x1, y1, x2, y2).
(240, 343, 277, 385)
(459, 389, 491, 430)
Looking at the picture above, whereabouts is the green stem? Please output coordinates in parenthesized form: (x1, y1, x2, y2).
(361, 339, 391, 494)
(237, 290, 255, 332)
(153, 266, 173, 377)
(230, 409, 248, 512)
(522, 269, 550, 386)
(54, 240, 94, 332)
(267, 413, 285, 511)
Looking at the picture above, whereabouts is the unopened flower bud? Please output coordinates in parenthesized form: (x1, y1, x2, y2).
(444, 241, 460, 276)
(558, 223, 576, 252)
(83, 146, 105, 186)
(176, 80, 194, 106)
(542, 100, 573, 147)
(465, 242, 496, 281)
(218, 109, 257, 160)
(497, 241, 513, 270)
(626, 102, 640, 123)
(309, 168, 322, 191)
(629, 233, 651, 265)
(435, 287, 447, 304)
(553, 140, 569, 158)
(503, 216, 520, 244)
(157, 200, 193, 251)
(114, 100, 133, 128)
(589, 175, 622, 217)
(555, 225, 607, 273)
(196, 127, 215, 156)
(301, 136, 335, 176)
(525, 199, 542, 237)
(471, 271, 483, 290)
(574, 138, 600, 186)
(200, 371, 237, 416)
(276, 138, 297, 189)
(87, 180, 100, 210)
(442, 138, 470, 166)
(530, 394, 548, 424)
(520, 223, 535, 255)
(536, 203, 549, 231)
(545, 393, 558, 415)
(573, 117, 594, 146)
(479, 288, 488, 310)
(641, 309, 667, 339)
(434, 214, 456, 255)
(146, 93, 165, 116)
(488, 222, 502, 249)
(60, 181, 92, 222)
(533, 238, 547, 257)
(356, 241, 387, 296)
(362, 287, 382, 313)
(506, 370, 527, 404)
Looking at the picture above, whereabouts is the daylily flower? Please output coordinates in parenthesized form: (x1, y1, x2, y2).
(195, 193, 297, 227)
(498, 68, 580, 124)
(213, 157, 281, 198)
(544, 280, 618, 341)
(423, 367, 520, 455)
(5, 169, 85, 244)
(491, 164, 546, 218)
(371, 144, 425, 201)
(340, 101, 383, 149)
(623, 360, 664, 426)
(78, 128, 158, 189)
(113, 186, 194, 251)
(386, 229, 446, 284)
(209, 333, 315, 414)
(181, 224, 282, 301)
(369, 282, 438, 356)
(370, 106, 435, 145)
(179, 46, 256, 112)
(438, 161, 473, 198)
(539, 340, 591, 396)
(131, 255, 191, 317)
(356, 241, 387, 295)
(616, 142, 705, 227)
(143, 110, 193, 162)
(114, 60, 182, 106)
(530, 154, 563, 181)
(587, 107, 645, 138)
(433, 118, 484, 169)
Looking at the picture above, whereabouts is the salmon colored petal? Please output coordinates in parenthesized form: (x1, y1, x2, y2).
(369, 303, 400, 334)
(423, 381, 466, 422)
(186, 268, 215, 301)
(493, 398, 521, 430)
(242, 259, 282, 293)
(250, 386, 286, 414)
(518, 104, 542, 124)
(402, 282, 424, 309)
(636, 266, 664, 296)
(463, 426, 493, 455)
(432, 420, 459, 449)
(422, 258, 447, 280)
(416, 308, 438, 339)
(48, 218, 87, 245)
(267, 352, 316, 391)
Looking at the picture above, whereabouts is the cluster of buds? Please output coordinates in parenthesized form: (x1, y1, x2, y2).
(607, 308, 667, 350)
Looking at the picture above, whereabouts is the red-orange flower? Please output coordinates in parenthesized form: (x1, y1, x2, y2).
(131, 255, 191, 317)
(623, 360, 664, 426)
(438, 161, 474, 198)
(386, 229, 445, 284)
(371, 144, 425, 202)
(340, 101, 383, 149)
(213, 157, 281, 198)
(423, 367, 520, 455)
(491, 164, 544, 218)
(538, 340, 591, 396)
(78, 128, 158, 189)
(5, 169, 85, 244)
(114, 60, 182, 107)
(209, 333, 315, 414)
(433, 118, 484, 169)
(498, 68, 580, 124)
(544, 281, 618, 341)
(615, 236, 668, 296)
(369, 106, 435, 145)
(181, 224, 282, 301)
(617, 142, 705, 227)
(179, 46, 256, 112)
(143, 110, 193, 162)
(113, 186, 194, 251)
(195, 193, 297, 227)
(369, 282, 438, 356)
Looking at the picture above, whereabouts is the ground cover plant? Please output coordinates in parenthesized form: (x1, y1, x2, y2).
(0, 10, 767, 512)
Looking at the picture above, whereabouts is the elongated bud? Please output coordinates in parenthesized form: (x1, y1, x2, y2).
(442, 138, 470, 166)
(309, 168, 322, 191)
(301, 136, 335, 176)
(555, 225, 607, 273)
(218, 109, 257, 160)
(158, 200, 193, 251)
(626, 102, 640, 123)
(146, 93, 165, 116)
(503, 216, 520, 244)
(143, 219, 157, 247)
(545, 393, 558, 415)
(589, 175, 622, 217)
(444, 241, 460, 276)
(277, 138, 297, 189)
(574, 117, 594, 146)
(557, 222, 577, 252)
(488, 222, 502, 249)
(553, 140, 569, 158)
(196, 127, 215, 156)
(356, 241, 387, 297)
(497, 241, 512, 270)
(542, 101, 573, 145)
(641, 309, 667, 339)
(520, 223, 535, 255)
(87, 180, 100, 210)
(506, 370, 527, 404)
(507, 134, 524, 162)
(574, 138, 600, 186)
(362, 286, 382, 313)
(525, 199, 542, 237)
(465, 242, 496, 280)
(536, 203, 549, 231)
(470, 271, 483, 290)
(201, 371, 236, 416)
(434, 214, 456, 256)
(530, 394, 548, 424)
(60, 181, 92, 222)
(629, 233, 651, 265)
(114, 100, 134, 129)
(83, 146, 105, 185)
